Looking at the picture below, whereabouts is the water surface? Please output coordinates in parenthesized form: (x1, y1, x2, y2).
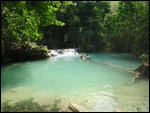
(1, 52, 149, 112)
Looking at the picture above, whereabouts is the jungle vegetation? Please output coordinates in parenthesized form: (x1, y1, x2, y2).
(1, 1, 149, 64)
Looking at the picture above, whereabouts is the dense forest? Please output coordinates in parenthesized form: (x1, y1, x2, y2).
(1, 1, 149, 64)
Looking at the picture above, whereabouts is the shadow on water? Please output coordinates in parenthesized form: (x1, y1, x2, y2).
(1, 62, 36, 89)
(1, 98, 62, 112)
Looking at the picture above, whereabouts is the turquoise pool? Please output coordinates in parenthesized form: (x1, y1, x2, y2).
(1, 52, 149, 112)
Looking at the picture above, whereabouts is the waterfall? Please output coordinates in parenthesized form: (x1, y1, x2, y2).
(49, 48, 79, 57)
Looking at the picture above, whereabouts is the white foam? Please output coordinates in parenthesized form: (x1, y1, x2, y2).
(49, 48, 79, 57)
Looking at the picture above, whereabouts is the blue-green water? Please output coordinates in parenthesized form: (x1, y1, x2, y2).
(1, 52, 149, 112)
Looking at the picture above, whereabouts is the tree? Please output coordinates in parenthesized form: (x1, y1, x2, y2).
(104, 1, 149, 56)
(1, 1, 73, 64)
(1, 1, 65, 42)
(65, 1, 110, 51)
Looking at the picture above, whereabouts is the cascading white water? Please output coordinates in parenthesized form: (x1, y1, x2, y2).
(49, 48, 79, 57)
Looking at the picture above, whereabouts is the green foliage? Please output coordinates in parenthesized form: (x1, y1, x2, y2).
(109, 1, 120, 13)
(104, 1, 149, 57)
(85, 43, 95, 52)
(140, 54, 149, 63)
(1, 1, 74, 63)
(58, 1, 110, 50)
(1, 1, 149, 62)
(31, 1, 65, 27)
(1, 1, 65, 42)
(1, 40, 5, 54)
(1, 41, 50, 64)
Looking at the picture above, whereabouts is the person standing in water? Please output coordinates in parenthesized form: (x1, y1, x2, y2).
(86, 54, 91, 60)
(80, 53, 84, 60)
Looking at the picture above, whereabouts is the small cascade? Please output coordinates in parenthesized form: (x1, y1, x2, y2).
(49, 48, 79, 57)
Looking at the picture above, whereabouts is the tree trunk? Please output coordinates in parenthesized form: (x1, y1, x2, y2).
(68, 103, 87, 112)
(134, 61, 149, 77)
(128, 61, 149, 84)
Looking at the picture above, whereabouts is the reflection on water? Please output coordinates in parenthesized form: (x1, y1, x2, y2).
(1, 52, 149, 112)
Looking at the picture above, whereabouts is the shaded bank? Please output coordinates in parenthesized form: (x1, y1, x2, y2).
(1, 41, 50, 64)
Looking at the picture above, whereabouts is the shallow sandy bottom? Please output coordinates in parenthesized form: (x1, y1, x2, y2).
(1, 78, 149, 112)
